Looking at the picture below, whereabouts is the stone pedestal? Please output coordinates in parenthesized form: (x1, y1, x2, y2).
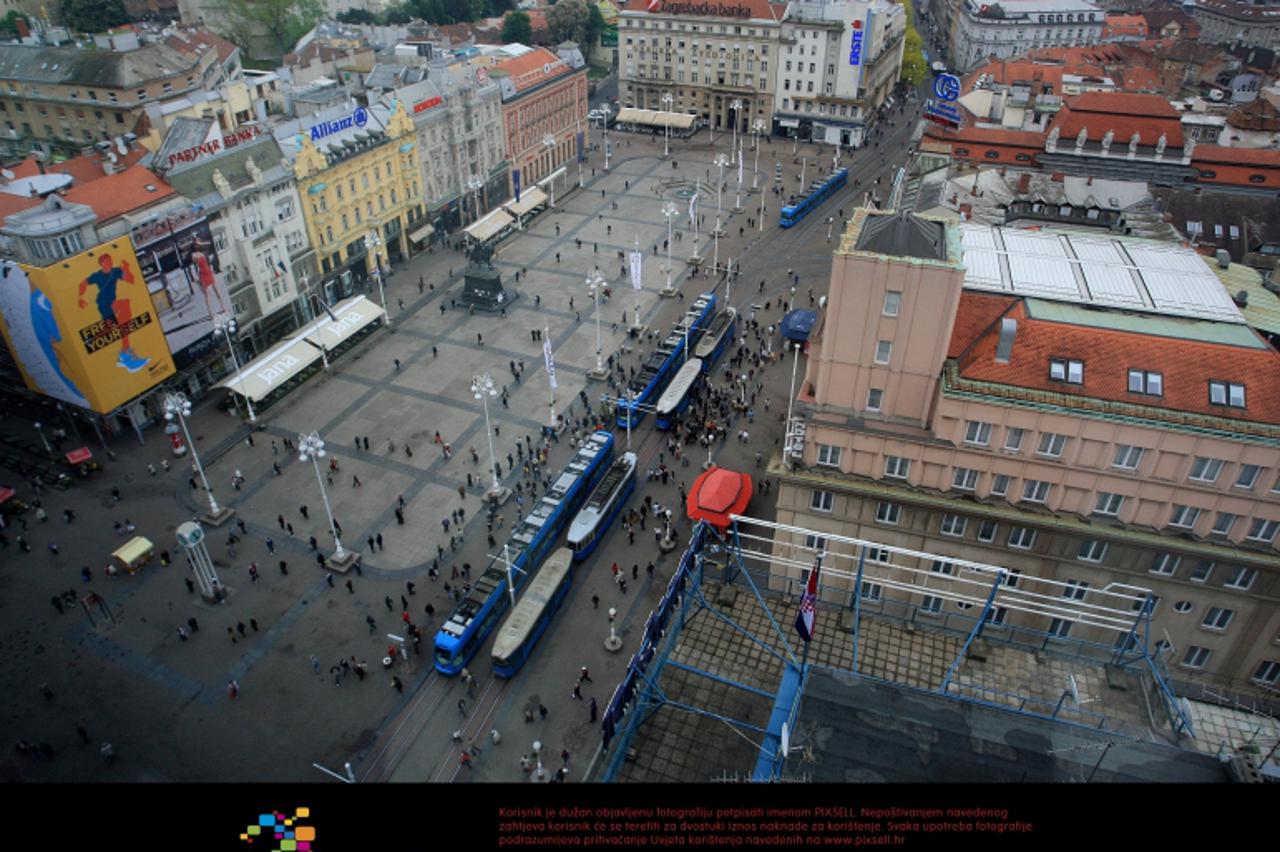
(485, 486, 512, 508)
(200, 506, 235, 527)
(327, 549, 361, 573)
(459, 264, 518, 313)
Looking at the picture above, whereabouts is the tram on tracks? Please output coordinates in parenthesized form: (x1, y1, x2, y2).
(780, 167, 848, 228)
(693, 307, 737, 371)
(432, 431, 615, 675)
(566, 451, 637, 561)
(655, 359, 704, 431)
(616, 292, 716, 430)
(490, 547, 575, 678)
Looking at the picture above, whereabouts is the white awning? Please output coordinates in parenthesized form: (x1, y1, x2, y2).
(215, 296, 385, 402)
(408, 223, 435, 242)
(779, 119, 800, 128)
(615, 108, 696, 129)
(505, 186, 548, 216)
(464, 207, 515, 242)
(536, 166, 566, 189)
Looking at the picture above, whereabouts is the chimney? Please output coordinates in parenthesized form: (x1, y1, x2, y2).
(995, 318, 1017, 363)
(1234, 289, 1249, 307)
(1217, 248, 1232, 268)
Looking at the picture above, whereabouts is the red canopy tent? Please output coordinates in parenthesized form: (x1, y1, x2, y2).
(65, 447, 92, 465)
(686, 466, 753, 532)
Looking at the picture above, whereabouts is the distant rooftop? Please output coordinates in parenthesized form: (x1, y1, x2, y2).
(959, 224, 1245, 324)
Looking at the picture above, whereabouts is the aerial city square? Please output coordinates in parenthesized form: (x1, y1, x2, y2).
(0, 0, 1277, 795)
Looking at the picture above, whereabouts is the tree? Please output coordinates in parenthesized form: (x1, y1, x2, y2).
(336, 8, 376, 24)
(0, 10, 30, 37)
(897, 0, 926, 86)
(486, 0, 516, 15)
(224, 0, 325, 56)
(547, 0, 589, 45)
(58, 0, 129, 34)
(384, 5, 413, 24)
(583, 1, 604, 53)
(501, 10, 533, 44)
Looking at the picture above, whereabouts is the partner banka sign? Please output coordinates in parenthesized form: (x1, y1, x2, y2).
(309, 107, 369, 142)
(645, 0, 754, 19)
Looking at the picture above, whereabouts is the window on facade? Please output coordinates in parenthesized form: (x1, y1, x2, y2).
(864, 546, 891, 563)
(1224, 566, 1257, 591)
(1008, 526, 1036, 549)
(989, 474, 1010, 497)
(931, 559, 955, 577)
(1128, 369, 1163, 396)
(952, 468, 980, 492)
(1209, 380, 1246, 408)
(1253, 659, 1280, 685)
(964, 421, 992, 446)
(1093, 492, 1124, 517)
(1003, 428, 1024, 452)
(810, 490, 834, 512)
(875, 502, 900, 525)
(1188, 457, 1224, 483)
(1047, 618, 1073, 639)
(816, 444, 842, 468)
(1112, 444, 1145, 470)
(1150, 553, 1180, 576)
(804, 534, 827, 551)
(860, 582, 883, 602)
(1180, 645, 1213, 669)
(1077, 537, 1108, 562)
(1211, 513, 1237, 537)
(920, 595, 944, 614)
(1036, 433, 1067, 458)
(1063, 580, 1090, 601)
(874, 340, 892, 364)
(1235, 464, 1262, 490)
(1168, 505, 1201, 529)
(1202, 607, 1234, 631)
(1173, 600, 1194, 614)
(884, 456, 909, 479)
(977, 520, 998, 543)
(1246, 518, 1279, 542)
(883, 291, 901, 316)
(866, 388, 883, 411)
(1049, 358, 1083, 383)
(1021, 480, 1050, 504)
(940, 514, 967, 537)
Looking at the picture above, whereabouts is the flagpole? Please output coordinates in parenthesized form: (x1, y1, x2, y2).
(544, 326, 556, 432)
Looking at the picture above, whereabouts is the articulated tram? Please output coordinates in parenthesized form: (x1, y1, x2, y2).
(780, 167, 848, 228)
(566, 451, 637, 561)
(655, 359, 703, 431)
(490, 548, 575, 678)
(693, 307, 737, 372)
(616, 292, 717, 429)
(432, 431, 615, 675)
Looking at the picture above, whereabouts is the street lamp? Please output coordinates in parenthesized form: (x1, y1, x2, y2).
(543, 134, 557, 207)
(298, 431, 347, 563)
(214, 317, 255, 423)
(605, 605, 622, 651)
(471, 374, 503, 498)
(661, 92, 673, 157)
(532, 739, 546, 780)
(826, 215, 835, 243)
(586, 269, 606, 376)
(729, 98, 742, 154)
(164, 393, 227, 522)
(32, 421, 51, 456)
(712, 152, 728, 274)
(661, 200, 677, 294)
(783, 342, 803, 472)
(364, 233, 391, 328)
(604, 123, 611, 171)
(466, 174, 484, 225)
(752, 118, 765, 191)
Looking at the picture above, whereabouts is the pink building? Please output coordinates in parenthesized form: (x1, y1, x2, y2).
(774, 208, 1280, 695)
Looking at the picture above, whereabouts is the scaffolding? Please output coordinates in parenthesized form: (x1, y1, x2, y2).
(596, 514, 1198, 783)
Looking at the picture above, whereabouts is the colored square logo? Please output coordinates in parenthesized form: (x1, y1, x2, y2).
(295, 808, 310, 818)
(247, 826, 262, 836)
(259, 815, 275, 827)
(296, 828, 316, 842)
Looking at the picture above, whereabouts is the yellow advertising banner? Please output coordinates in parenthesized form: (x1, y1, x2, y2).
(0, 240, 176, 413)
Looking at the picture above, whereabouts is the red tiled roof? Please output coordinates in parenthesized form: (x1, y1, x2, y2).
(619, 0, 782, 20)
(492, 46, 576, 93)
(8, 146, 148, 185)
(1192, 144, 1280, 167)
(947, 292, 1019, 359)
(1064, 91, 1179, 118)
(941, 126, 1045, 148)
(1103, 14, 1149, 39)
(61, 165, 172, 224)
(165, 29, 239, 64)
(1050, 100, 1183, 148)
(952, 298, 1280, 425)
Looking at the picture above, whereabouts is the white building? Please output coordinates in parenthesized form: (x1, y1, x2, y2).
(950, 0, 1104, 72)
(155, 118, 309, 351)
(773, 0, 906, 148)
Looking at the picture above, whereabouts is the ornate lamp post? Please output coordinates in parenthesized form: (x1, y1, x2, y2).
(752, 118, 765, 191)
(586, 269, 607, 378)
(32, 420, 51, 456)
(661, 92, 673, 157)
(298, 431, 349, 565)
(364, 232, 390, 328)
(164, 393, 232, 525)
(466, 174, 484, 226)
(605, 606, 623, 652)
(729, 98, 742, 154)
(661, 200, 678, 295)
(214, 317, 255, 423)
(712, 152, 729, 273)
(543, 134, 557, 207)
(471, 374, 508, 504)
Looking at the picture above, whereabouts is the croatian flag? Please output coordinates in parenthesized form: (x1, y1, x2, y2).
(276, 260, 287, 278)
(794, 561, 819, 643)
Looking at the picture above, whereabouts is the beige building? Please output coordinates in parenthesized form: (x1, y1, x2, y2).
(618, 0, 783, 134)
(774, 209, 1280, 696)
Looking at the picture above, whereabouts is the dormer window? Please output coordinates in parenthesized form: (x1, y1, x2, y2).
(1049, 357, 1083, 384)
(1209, 381, 1245, 408)
(1128, 369, 1163, 397)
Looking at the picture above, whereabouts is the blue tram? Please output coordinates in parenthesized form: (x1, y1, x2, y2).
(779, 167, 848, 228)
(566, 451, 637, 561)
(693, 307, 737, 371)
(616, 292, 716, 429)
(490, 547, 575, 678)
(655, 359, 703, 430)
(432, 431, 615, 675)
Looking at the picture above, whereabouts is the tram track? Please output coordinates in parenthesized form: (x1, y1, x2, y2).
(431, 675, 512, 783)
(357, 665, 452, 782)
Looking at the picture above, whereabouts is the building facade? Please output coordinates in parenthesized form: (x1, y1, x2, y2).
(773, 209, 1280, 696)
(275, 101, 423, 305)
(1191, 0, 1280, 50)
(393, 60, 508, 240)
(0, 28, 236, 159)
(490, 46, 588, 200)
(773, 0, 906, 148)
(950, 0, 1104, 72)
(619, 0, 783, 134)
(155, 119, 308, 356)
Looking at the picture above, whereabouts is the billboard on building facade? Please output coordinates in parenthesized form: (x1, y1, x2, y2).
(130, 208, 233, 369)
(0, 242, 176, 414)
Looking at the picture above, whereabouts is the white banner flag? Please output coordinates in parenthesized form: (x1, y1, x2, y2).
(738, 147, 744, 184)
(689, 192, 698, 227)
(543, 338, 557, 390)
(629, 250, 643, 291)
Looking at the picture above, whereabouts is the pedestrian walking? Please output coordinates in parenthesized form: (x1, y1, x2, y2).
(266, 537, 275, 554)
(249, 563, 259, 582)
(406, 581, 415, 596)
(580, 666, 593, 684)
(250, 618, 259, 632)
(384, 595, 393, 611)
(177, 626, 189, 641)
(572, 683, 583, 700)
(591, 592, 599, 610)
(376, 532, 384, 550)
(366, 615, 376, 634)
(458, 699, 467, 715)
(300, 505, 309, 519)
(227, 627, 237, 644)
(184, 577, 195, 593)
(539, 703, 548, 720)
(345, 579, 354, 594)
(187, 617, 199, 633)
(392, 676, 404, 693)
(227, 680, 239, 700)
(279, 560, 288, 576)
